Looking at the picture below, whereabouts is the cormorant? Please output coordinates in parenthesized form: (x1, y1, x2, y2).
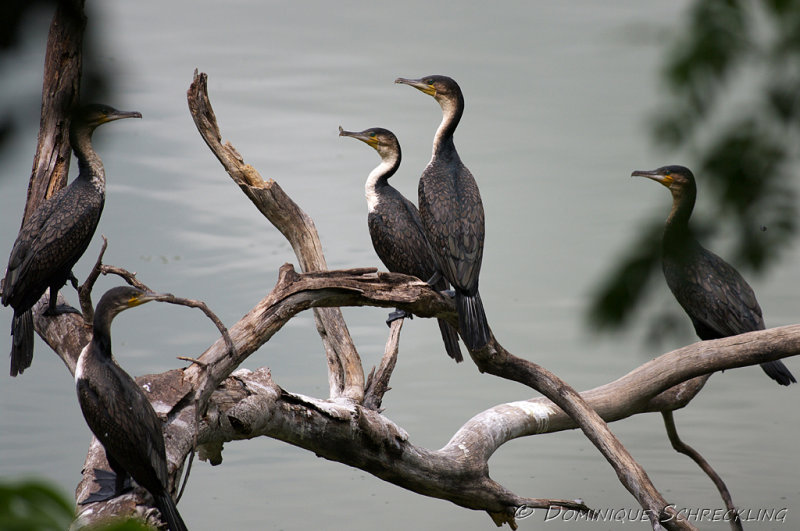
(2, 104, 141, 376)
(395, 75, 491, 350)
(75, 286, 188, 531)
(339, 126, 463, 362)
(633, 165, 795, 386)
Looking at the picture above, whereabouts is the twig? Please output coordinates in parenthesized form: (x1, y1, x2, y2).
(149, 292, 237, 362)
(364, 318, 403, 411)
(78, 235, 109, 323)
(662, 411, 743, 531)
(176, 356, 207, 366)
(99, 264, 147, 290)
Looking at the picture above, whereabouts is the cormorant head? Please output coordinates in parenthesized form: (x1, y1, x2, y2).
(339, 126, 401, 161)
(395, 75, 462, 106)
(94, 286, 158, 330)
(632, 165, 697, 200)
(72, 104, 142, 133)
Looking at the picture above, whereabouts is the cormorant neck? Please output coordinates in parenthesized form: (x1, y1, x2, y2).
(91, 301, 119, 360)
(432, 92, 463, 158)
(70, 123, 105, 191)
(663, 187, 697, 254)
(90, 324, 113, 361)
(365, 152, 399, 212)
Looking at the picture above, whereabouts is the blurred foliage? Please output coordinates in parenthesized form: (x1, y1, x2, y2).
(589, 0, 800, 336)
(0, 478, 154, 531)
(0, 479, 72, 531)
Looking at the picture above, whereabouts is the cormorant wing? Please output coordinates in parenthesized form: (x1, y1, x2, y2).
(77, 355, 169, 490)
(419, 161, 484, 294)
(4, 185, 103, 305)
(368, 189, 438, 281)
(669, 248, 764, 338)
(3, 195, 63, 300)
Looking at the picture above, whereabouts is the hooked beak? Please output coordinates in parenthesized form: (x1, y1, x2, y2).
(338, 126, 377, 148)
(632, 169, 673, 188)
(395, 77, 435, 96)
(103, 110, 143, 124)
(126, 290, 158, 308)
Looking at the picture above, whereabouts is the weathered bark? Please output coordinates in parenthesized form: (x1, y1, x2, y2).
(662, 411, 743, 531)
(23, 0, 86, 225)
(17, 8, 800, 529)
(41, 262, 800, 528)
(186, 71, 693, 530)
(364, 318, 403, 411)
(186, 70, 364, 403)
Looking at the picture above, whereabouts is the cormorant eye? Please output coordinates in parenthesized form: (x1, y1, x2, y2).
(369, 132, 377, 138)
(426, 79, 434, 85)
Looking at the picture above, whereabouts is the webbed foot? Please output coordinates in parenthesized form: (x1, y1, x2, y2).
(79, 469, 132, 504)
(386, 309, 411, 326)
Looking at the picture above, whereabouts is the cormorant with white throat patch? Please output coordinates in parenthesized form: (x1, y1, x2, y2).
(75, 286, 188, 531)
(339, 126, 463, 362)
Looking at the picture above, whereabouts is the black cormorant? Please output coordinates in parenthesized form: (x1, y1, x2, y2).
(2, 104, 141, 376)
(75, 286, 188, 531)
(633, 165, 795, 386)
(339, 126, 463, 362)
(395, 75, 491, 350)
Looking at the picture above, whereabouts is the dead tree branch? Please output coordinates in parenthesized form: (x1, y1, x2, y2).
(186, 69, 364, 403)
(20, 10, 800, 528)
(41, 262, 800, 527)
(364, 318, 404, 411)
(23, 0, 86, 225)
(185, 71, 697, 529)
(662, 411, 743, 531)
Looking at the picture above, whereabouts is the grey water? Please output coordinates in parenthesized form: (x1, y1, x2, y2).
(1, 1, 798, 529)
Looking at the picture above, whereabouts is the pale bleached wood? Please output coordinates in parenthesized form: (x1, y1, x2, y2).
(53, 261, 800, 528)
(184, 72, 693, 529)
(19, 14, 799, 527)
(364, 317, 404, 411)
(186, 70, 364, 403)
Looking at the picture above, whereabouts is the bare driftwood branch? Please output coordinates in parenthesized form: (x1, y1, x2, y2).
(662, 411, 743, 531)
(42, 259, 800, 528)
(77, 235, 108, 322)
(364, 318, 403, 411)
(187, 69, 364, 403)
(22, 12, 800, 529)
(185, 71, 694, 529)
(24, 0, 86, 225)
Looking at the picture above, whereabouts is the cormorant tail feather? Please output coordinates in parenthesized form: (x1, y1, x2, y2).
(10, 310, 33, 377)
(456, 291, 490, 351)
(760, 360, 796, 386)
(155, 491, 189, 531)
(437, 318, 463, 362)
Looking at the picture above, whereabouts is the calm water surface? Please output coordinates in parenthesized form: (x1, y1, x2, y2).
(1, 1, 799, 530)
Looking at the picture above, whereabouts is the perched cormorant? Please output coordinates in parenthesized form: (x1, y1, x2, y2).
(75, 286, 188, 531)
(633, 165, 795, 386)
(339, 126, 463, 362)
(395, 75, 491, 350)
(2, 104, 141, 376)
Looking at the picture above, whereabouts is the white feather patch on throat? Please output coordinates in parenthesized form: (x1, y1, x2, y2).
(365, 161, 392, 213)
(90, 170, 106, 193)
(75, 344, 91, 383)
